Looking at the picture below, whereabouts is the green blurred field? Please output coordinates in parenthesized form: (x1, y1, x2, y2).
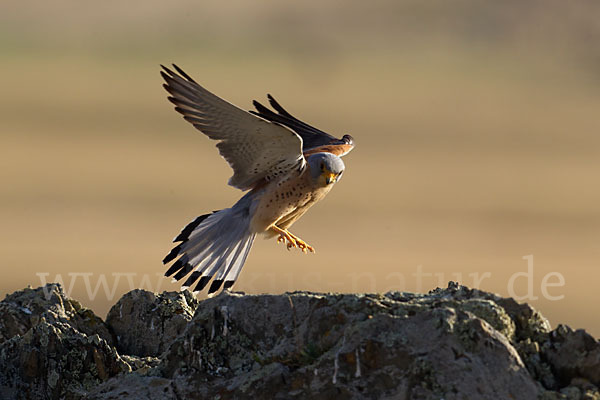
(1, 1, 599, 336)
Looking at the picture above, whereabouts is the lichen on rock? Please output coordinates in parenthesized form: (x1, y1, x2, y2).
(105, 289, 198, 357)
(0, 284, 113, 346)
(1, 281, 600, 399)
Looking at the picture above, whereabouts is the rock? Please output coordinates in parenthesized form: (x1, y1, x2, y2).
(159, 288, 539, 399)
(86, 375, 176, 400)
(119, 355, 162, 376)
(0, 319, 130, 399)
(1, 281, 600, 399)
(0, 284, 131, 400)
(105, 289, 198, 357)
(544, 325, 600, 386)
(0, 284, 113, 346)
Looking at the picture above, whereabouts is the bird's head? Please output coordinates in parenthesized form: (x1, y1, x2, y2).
(307, 152, 345, 187)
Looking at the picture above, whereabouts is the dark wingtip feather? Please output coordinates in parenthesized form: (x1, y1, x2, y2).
(267, 94, 292, 117)
(172, 64, 197, 83)
(252, 99, 273, 116)
(208, 279, 224, 294)
(161, 64, 176, 76)
(160, 70, 173, 83)
(194, 276, 212, 292)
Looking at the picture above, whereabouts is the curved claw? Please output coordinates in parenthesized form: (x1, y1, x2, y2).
(272, 226, 315, 254)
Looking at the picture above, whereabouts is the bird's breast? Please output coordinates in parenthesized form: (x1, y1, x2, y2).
(249, 171, 328, 233)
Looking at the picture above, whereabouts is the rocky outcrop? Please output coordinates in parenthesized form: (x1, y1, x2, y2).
(105, 289, 198, 357)
(0, 284, 113, 346)
(1, 282, 599, 399)
(0, 285, 128, 399)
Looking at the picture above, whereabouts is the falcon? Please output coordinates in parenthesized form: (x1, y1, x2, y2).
(160, 65, 355, 294)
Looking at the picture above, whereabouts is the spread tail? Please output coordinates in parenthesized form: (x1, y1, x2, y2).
(163, 203, 256, 294)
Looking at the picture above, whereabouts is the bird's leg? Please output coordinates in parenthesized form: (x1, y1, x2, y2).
(270, 226, 315, 253)
(272, 226, 297, 249)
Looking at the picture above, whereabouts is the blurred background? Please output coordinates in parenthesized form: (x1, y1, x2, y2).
(1, 1, 599, 336)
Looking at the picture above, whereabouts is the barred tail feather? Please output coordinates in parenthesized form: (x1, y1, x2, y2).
(223, 236, 255, 286)
(210, 235, 255, 293)
(163, 204, 256, 294)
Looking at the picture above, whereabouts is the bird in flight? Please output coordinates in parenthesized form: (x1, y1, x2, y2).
(160, 65, 354, 294)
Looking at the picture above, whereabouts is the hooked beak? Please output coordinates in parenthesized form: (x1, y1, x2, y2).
(325, 173, 337, 185)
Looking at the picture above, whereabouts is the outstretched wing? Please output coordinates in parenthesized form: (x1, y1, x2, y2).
(161, 65, 305, 191)
(251, 94, 355, 157)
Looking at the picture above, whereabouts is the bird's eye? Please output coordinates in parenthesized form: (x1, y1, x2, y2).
(320, 162, 325, 171)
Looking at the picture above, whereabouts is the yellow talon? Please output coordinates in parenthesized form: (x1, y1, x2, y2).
(271, 226, 315, 253)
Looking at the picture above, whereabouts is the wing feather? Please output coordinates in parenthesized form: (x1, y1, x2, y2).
(161, 64, 305, 191)
(251, 94, 355, 156)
